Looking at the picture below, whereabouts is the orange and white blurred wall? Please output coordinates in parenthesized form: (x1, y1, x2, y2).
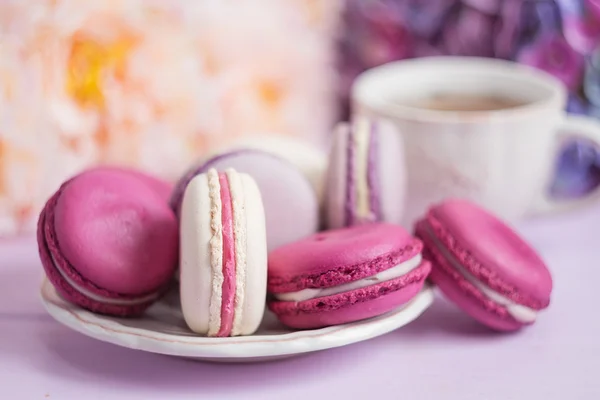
(0, 0, 342, 235)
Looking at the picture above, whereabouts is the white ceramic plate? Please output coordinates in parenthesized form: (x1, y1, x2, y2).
(40, 279, 434, 362)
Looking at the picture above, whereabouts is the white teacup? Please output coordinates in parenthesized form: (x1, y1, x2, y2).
(352, 56, 600, 226)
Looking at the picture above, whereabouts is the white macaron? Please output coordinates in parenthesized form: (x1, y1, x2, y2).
(179, 168, 267, 337)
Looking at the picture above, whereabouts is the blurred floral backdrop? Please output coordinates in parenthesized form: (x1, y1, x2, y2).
(1, 0, 599, 236)
(338, 0, 600, 201)
(0, 0, 342, 235)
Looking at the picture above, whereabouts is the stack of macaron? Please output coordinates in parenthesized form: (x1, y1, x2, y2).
(37, 119, 553, 338)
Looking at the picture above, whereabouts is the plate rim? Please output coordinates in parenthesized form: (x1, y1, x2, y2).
(40, 279, 434, 360)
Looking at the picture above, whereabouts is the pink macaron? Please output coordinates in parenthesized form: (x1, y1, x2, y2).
(37, 166, 178, 317)
(324, 118, 406, 229)
(267, 223, 431, 329)
(415, 199, 553, 331)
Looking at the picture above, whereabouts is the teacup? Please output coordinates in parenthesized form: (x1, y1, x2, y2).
(352, 57, 600, 226)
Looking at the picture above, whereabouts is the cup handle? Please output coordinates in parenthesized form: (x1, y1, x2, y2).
(530, 114, 600, 215)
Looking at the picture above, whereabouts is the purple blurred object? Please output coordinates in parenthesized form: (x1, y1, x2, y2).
(412, 39, 446, 58)
(551, 140, 600, 198)
(563, 15, 600, 53)
(584, 47, 600, 105)
(493, 0, 526, 59)
(393, 0, 456, 39)
(557, 0, 600, 17)
(589, 0, 600, 18)
(462, 0, 502, 14)
(517, 34, 583, 90)
(493, 0, 557, 59)
(498, 0, 564, 58)
(339, 0, 600, 198)
(440, 7, 495, 57)
(567, 94, 590, 114)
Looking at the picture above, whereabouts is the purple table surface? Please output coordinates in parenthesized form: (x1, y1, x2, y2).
(1, 206, 599, 400)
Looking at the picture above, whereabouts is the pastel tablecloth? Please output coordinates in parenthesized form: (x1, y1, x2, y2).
(1, 205, 599, 399)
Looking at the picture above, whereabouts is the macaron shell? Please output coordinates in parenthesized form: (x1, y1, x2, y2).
(429, 261, 522, 331)
(237, 174, 268, 335)
(179, 174, 215, 334)
(268, 223, 422, 293)
(428, 199, 552, 308)
(219, 134, 328, 204)
(37, 199, 152, 317)
(415, 219, 526, 331)
(268, 261, 431, 329)
(53, 169, 178, 296)
(91, 166, 174, 203)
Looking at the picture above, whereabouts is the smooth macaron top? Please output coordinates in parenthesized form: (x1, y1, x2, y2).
(52, 168, 178, 296)
(268, 223, 422, 293)
(424, 199, 552, 309)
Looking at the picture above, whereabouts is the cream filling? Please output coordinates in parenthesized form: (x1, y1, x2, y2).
(275, 254, 423, 302)
(206, 168, 224, 336)
(425, 226, 537, 323)
(51, 254, 159, 306)
(226, 168, 247, 337)
(354, 118, 372, 220)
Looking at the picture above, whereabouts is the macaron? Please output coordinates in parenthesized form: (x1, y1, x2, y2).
(171, 149, 319, 251)
(37, 166, 178, 317)
(324, 118, 406, 229)
(267, 223, 431, 329)
(414, 199, 553, 331)
(218, 134, 328, 204)
(179, 168, 267, 337)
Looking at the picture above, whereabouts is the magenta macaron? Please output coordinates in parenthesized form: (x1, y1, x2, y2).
(415, 199, 553, 331)
(267, 223, 431, 329)
(37, 166, 178, 317)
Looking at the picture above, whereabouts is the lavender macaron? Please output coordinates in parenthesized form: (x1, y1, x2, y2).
(325, 118, 407, 229)
(171, 149, 319, 251)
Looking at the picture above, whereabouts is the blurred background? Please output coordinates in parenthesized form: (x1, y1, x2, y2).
(1, 0, 599, 236)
